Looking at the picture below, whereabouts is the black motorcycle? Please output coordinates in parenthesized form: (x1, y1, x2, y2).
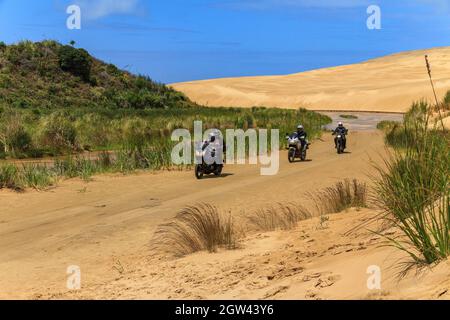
(195, 147, 224, 179)
(334, 131, 348, 154)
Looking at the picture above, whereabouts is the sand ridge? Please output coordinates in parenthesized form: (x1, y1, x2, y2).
(171, 47, 450, 113)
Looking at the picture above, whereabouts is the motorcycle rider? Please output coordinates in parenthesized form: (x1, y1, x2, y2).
(332, 122, 348, 149)
(202, 132, 217, 150)
(293, 125, 309, 151)
(201, 131, 225, 164)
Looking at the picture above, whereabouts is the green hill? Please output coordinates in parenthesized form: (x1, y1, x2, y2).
(0, 40, 192, 111)
(0, 40, 330, 162)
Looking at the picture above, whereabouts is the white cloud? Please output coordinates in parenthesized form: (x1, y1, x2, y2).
(74, 0, 142, 20)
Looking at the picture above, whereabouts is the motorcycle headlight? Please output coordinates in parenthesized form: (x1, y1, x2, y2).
(337, 135, 342, 138)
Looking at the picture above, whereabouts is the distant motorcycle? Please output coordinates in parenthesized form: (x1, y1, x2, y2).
(334, 130, 348, 154)
(286, 134, 309, 162)
(195, 147, 223, 179)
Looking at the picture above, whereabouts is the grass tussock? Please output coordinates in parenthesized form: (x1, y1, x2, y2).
(153, 180, 368, 257)
(0, 164, 23, 190)
(247, 203, 312, 232)
(154, 203, 237, 257)
(374, 101, 449, 269)
(312, 179, 368, 215)
(0, 163, 56, 191)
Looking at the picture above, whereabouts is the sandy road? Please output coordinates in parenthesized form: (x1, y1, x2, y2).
(0, 131, 386, 299)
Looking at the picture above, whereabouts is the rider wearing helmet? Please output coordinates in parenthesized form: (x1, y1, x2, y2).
(202, 131, 225, 163)
(332, 122, 348, 149)
(294, 125, 309, 150)
(203, 131, 219, 150)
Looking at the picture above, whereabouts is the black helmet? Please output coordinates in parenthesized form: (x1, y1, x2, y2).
(208, 132, 218, 143)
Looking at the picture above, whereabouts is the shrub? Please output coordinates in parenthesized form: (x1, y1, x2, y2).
(39, 113, 78, 154)
(58, 45, 92, 82)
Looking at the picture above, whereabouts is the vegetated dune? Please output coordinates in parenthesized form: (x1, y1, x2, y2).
(47, 208, 450, 300)
(171, 47, 450, 113)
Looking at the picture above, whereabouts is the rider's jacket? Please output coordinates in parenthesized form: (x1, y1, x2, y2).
(293, 130, 308, 139)
(333, 127, 348, 136)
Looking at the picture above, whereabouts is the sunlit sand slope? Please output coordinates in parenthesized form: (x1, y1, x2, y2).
(171, 47, 450, 112)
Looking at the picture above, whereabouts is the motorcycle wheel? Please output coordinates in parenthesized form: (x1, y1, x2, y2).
(214, 165, 223, 176)
(301, 150, 307, 161)
(288, 149, 296, 163)
(195, 165, 204, 179)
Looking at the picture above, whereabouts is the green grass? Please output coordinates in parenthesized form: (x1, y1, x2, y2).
(0, 106, 331, 160)
(0, 164, 23, 190)
(0, 163, 56, 190)
(376, 120, 401, 131)
(374, 101, 449, 270)
(340, 114, 358, 120)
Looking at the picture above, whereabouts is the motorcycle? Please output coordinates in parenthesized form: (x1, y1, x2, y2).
(334, 131, 348, 154)
(286, 134, 309, 162)
(195, 147, 224, 179)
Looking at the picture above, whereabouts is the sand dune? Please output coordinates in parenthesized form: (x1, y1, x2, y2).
(171, 47, 450, 113)
(1, 132, 448, 300)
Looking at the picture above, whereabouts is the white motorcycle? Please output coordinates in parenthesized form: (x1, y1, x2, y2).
(194, 147, 224, 180)
(286, 134, 309, 162)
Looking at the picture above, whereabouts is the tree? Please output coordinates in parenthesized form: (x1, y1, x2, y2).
(58, 45, 92, 82)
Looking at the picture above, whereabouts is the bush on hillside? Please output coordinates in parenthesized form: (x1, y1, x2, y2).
(58, 45, 92, 82)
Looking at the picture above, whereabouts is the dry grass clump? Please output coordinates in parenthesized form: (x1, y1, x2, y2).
(312, 179, 368, 216)
(153, 181, 368, 257)
(153, 203, 237, 257)
(247, 203, 313, 232)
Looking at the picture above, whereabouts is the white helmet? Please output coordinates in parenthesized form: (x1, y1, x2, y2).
(297, 125, 304, 130)
(338, 122, 344, 127)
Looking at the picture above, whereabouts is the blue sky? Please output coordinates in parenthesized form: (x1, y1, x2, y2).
(0, 0, 450, 83)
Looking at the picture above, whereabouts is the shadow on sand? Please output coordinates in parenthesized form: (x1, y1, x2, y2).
(198, 173, 235, 180)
